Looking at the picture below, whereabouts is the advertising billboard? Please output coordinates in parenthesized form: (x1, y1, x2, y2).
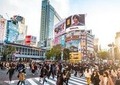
(25, 35, 37, 45)
(60, 35, 65, 47)
(53, 35, 65, 46)
(0, 17, 6, 43)
(53, 37, 60, 45)
(54, 20, 65, 37)
(66, 14, 85, 29)
(66, 40, 80, 52)
(66, 16, 72, 28)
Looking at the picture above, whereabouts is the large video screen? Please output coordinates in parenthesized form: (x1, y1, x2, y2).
(60, 35, 65, 47)
(66, 14, 85, 28)
(66, 40, 80, 52)
(54, 20, 65, 37)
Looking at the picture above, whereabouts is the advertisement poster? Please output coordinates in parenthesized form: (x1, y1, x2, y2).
(66, 14, 85, 29)
(54, 20, 65, 37)
(66, 40, 80, 52)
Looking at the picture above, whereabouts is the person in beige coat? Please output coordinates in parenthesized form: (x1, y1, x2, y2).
(100, 71, 114, 85)
(84, 68, 92, 85)
(17, 70, 26, 85)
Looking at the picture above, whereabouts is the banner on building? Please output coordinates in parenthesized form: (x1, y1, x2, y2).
(66, 14, 85, 29)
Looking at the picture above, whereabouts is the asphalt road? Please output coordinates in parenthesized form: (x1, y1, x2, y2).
(0, 67, 40, 85)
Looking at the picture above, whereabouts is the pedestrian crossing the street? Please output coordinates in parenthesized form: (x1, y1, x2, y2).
(4, 75, 87, 85)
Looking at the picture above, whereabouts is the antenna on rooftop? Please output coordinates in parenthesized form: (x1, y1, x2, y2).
(5, 13, 10, 19)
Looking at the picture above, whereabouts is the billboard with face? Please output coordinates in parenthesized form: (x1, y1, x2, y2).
(66, 14, 85, 29)
(54, 20, 65, 37)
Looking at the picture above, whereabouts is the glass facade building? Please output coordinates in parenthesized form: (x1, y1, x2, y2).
(39, 0, 62, 48)
(5, 20, 19, 43)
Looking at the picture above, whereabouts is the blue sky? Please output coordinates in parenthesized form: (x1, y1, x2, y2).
(1, 0, 120, 49)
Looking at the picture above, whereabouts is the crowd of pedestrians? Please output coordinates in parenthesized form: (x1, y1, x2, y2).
(1, 61, 120, 85)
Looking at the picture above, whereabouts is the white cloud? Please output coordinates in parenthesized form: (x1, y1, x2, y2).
(50, 0, 70, 18)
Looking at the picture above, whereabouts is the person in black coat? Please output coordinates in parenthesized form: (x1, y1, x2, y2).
(48, 63, 56, 79)
(56, 71, 63, 85)
(7, 66, 15, 82)
(91, 70, 100, 85)
(40, 65, 48, 84)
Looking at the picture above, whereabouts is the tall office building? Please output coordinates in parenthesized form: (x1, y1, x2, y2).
(114, 32, 120, 58)
(13, 15, 27, 45)
(39, 0, 62, 48)
(0, 15, 27, 44)
(5, 19, 19, 43)
(94, 38, 99, 52)
(0, 15, 6, 43)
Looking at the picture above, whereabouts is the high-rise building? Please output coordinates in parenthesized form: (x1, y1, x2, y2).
(5, 19, 19, 43)
(114, 32, 120, 59)
(94, 38, 99, 52)
(115, 32, 120, 47)
(12, 15, 27, 45)
(0, 15, 6, 43)
(86, 30, 94, 58)
(4, 15, 28, 44)
(39, 0, 62, 48)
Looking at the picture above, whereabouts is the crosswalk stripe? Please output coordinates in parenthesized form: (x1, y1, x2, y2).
(4, 75, 88, 85)
(35, 77, 55, 85)
(52, 75, 87, 85)
(71, 75, 86, 81)
(27, 79, 38, 85)
(68, 78, 85, 85)
(52, 76, 83, 85)
(46, 77, 56, 85)
(34, 77, 39, 81)
(70, 76, 87, 84)
(32, 78, 43, 85)
(50, 77, 73, 85)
